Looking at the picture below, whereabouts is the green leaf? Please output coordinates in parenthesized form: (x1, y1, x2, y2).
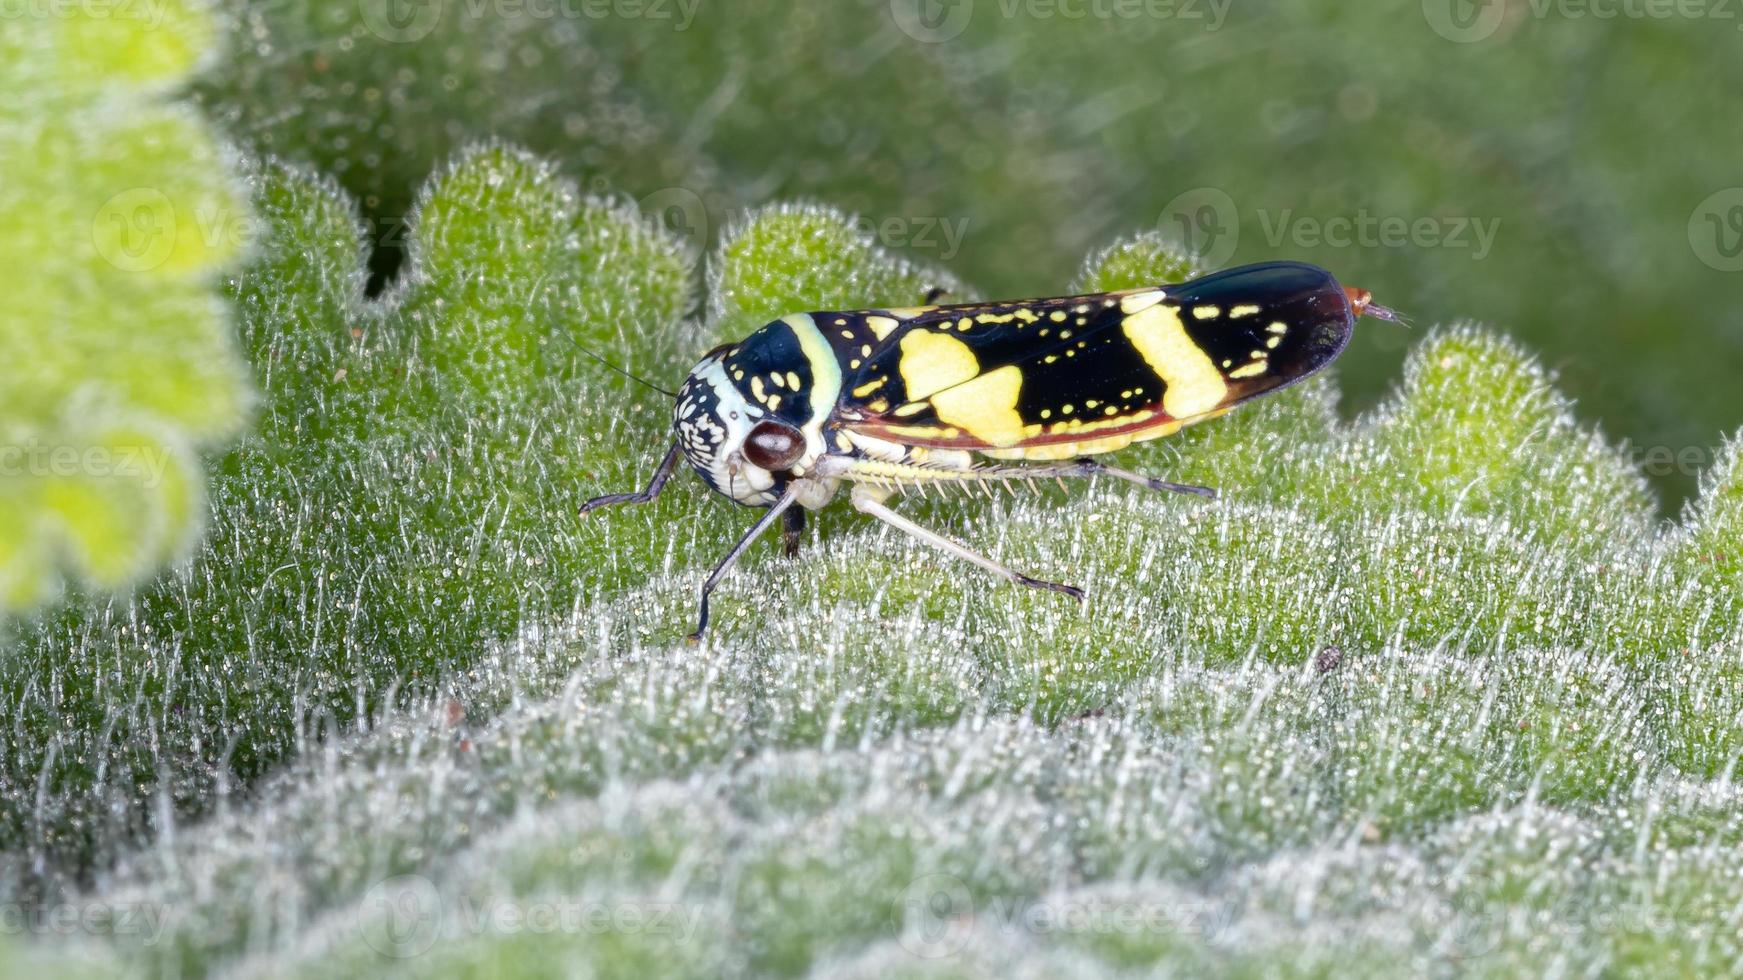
(4, 156, 1743, 978)
(0, 2, 250, 614)
(1072, 231, 1206, 293)
(706, 203, 965, 348)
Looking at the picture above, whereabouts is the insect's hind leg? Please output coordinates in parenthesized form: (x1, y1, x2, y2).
(850, 485, 1084, 600)
(1070, 458, 1217, 499)
(973, 457, 1216, 499)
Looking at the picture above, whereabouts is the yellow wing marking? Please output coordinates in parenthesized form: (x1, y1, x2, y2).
(866, 315, 901, 340)
(897, 330, 980, 399)
(1120, 304, 1229, 418)
(930, 365, 1025, 447)
(1118, 290, 1165, 314)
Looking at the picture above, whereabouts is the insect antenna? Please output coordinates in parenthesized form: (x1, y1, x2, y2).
(1345, 287, 1411, 329)
(1365, 302, 1411, 328)
(550, 320, 679, 397)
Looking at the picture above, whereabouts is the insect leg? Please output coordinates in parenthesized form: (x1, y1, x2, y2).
(688, 488, 800, 643)
(578, 442, 684, 515)
(781, 507, 806, 558)
(1071, 458, 1217, 499)
(922, 286, 952, 304)
(849, 485, 1084, 601)
(966, 458, 1215, 499)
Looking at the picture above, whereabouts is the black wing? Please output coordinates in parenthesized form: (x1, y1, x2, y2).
(825, 262, 1359, 452)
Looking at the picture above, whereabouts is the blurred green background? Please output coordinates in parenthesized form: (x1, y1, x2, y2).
(195, 0, 1743, 506)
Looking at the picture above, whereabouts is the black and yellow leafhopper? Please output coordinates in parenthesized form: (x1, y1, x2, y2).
(580, 260, 1398, 640)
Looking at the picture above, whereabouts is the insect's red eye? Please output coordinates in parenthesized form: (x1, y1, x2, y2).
(742, 419, 804, 472)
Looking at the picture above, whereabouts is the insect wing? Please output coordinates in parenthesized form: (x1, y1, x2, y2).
(833, 261, 1358, 455)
